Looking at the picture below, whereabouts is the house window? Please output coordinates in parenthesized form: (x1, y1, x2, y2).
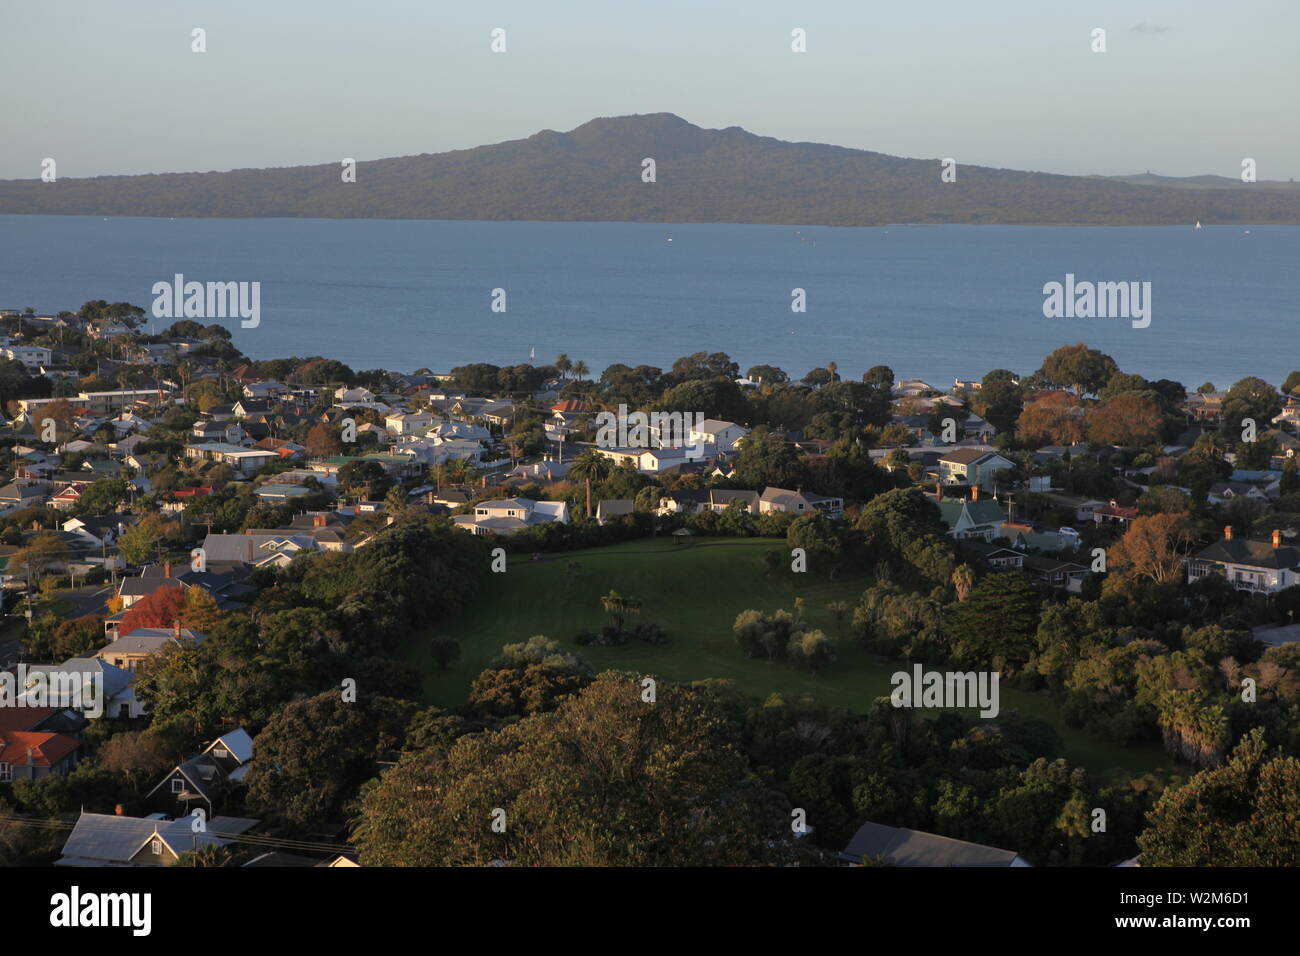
(151, 839, 163, 855)
(212, 747, 228, 760)
(171, 777, 184, 794)
(0, 763, 11, 782)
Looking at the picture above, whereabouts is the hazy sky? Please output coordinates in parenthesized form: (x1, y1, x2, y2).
(3, 0, 1296, 180)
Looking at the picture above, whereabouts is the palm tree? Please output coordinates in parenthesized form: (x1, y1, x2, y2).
(600, 590, 642, 633)
(828, 361, 838, 382)
(555, 354, 572, 380)
(569, 449, 610, 519)
(572, 360, 589, 381)
(952, 565, 975, 602)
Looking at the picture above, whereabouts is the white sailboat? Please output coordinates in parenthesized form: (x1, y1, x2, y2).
(529, 346, 536, 360)
(1195, 220, 1202, 229)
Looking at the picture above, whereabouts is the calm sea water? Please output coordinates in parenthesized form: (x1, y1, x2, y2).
(0, 216, 1295, 389)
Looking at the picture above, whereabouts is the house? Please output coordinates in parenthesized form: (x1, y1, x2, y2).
(95, 626, 205, 672)
(595, 499, 636, 524)
(0, 480, 50, 513)
(51, 481, 90, 511)
(385, 410, 437, 435)
(686, 419, 749, 453)
(937, 448, 1015, 491)
(1091, 499, 1138, 528)
(144, 728, 255, 818)
(192, 420, 246, 444)
(184, 442, 280, 475)
(56, 811, 259, 867)
(935, 488, 1005, 541)
(63, 514, 135, 548)
(1208, 481, 1269, 505)
(453, 497, 569, 536)
(199, 532, 320, 568)
(19, 658, 141, 718)
(840, 820, 1030, 867)
(1, 343, 53, 368)
(242, 381, 291, 400)
(0, 728, 81, 782)
(1021, 554, 1090, 593)
(1187, 527, 1300, 594)
(758, 487, 844, 519)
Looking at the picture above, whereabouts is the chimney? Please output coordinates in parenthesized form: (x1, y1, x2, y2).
(935, 482, 943, 501)
(1273, 529, 1282, 549)
(115, 804, 125, 816)
(26, 747, 34, 766)
(1224, 525, 1233, 541)
(971, 485, 980, 502)
(314, 514, 326, 528)
(164, 561, 171, 578)
(174, 620, 181, 639)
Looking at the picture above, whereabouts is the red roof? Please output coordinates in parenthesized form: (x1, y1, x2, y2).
(0, 730, 81, 767)
(1094, 505, 1138, 519)
(167, 486, 214, 500)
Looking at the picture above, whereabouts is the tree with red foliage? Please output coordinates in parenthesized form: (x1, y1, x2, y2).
(119, 584, 187, 631)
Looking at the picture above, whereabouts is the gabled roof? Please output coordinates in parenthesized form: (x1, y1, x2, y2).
(1195, 537, 1300, 570)
(841, 821, 1024, 867)
(58, 812, 259, 865)
(0, 730, 81, 767)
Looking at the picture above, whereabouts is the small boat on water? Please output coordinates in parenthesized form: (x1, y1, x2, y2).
(1195, 221, 1202, 229)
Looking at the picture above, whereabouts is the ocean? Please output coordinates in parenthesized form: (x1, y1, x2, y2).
(1, 216, 1294, 389)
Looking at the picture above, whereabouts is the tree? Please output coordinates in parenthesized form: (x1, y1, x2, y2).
(1041, 344, 1118, 396)
(430, 636, 461, 670)
(568, 449, 610, 519)
(787, 513, 841, 572)
(353, 673, 791, 866)
(304, 423, 342, 458)
(555, 354, 572, 379)
(118, 584, 187, 630)
(8, 533, 70, 584)
(1016, 392, 1086, 446)
(118, 514, 181, 566)
(1087, 392, 1163, 447)
(1137, 729, 1300, 865)
(736, 431, 805, 488)
(245, 691, 416, 831)
(1108, 513, 1198, 586)
(946, 573, 1043, 672)
(952, 564, 975, 602)
(1221, 376, 1282, 436)
(600, 590, 642, 632)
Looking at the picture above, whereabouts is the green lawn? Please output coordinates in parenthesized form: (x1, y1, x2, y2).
(408, 536, 1176, 783)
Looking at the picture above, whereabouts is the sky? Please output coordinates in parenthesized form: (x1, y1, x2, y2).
(2, 0, 1297, 181)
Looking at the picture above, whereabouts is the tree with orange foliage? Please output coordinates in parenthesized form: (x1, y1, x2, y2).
(1016, 391, 1086, 446)
(1108, 513, 1199, 586)
(1087, 392, 1164, 447)
(120, 583, 223, 633)
(119, 585, 187, 631)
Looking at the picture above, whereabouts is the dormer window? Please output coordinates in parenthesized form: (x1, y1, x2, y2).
(151, 838, 163, 855)
(171, 777, 184, 793)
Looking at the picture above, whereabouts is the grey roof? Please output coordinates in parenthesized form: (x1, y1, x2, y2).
(1196, 537, 1300, 570)
(841, 821, 1023, 867)
(98, 628, 204, 656)
(59, 812, 259, 865)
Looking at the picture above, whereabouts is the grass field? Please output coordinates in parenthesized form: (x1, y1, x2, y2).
(408, 536, 1176, 783)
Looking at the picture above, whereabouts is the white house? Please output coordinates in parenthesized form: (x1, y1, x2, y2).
(1186, 526, 1300, 594)
(453, 497, 569, 536)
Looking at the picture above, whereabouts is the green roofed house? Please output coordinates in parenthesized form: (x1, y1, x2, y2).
(935, 488, 1005, 542)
